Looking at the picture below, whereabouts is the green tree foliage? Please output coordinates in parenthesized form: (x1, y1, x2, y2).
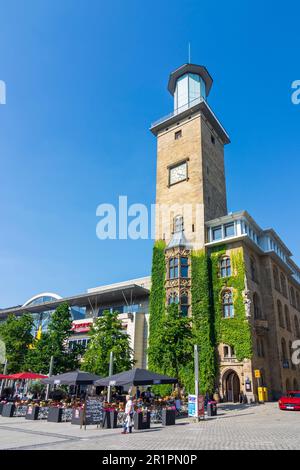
(82, 310, 134, 376)
(150, 304, 194, 395)
(148, 240, 166, 370)
(26, 302, 83, 374)
(191, 250, 216, 395)
(0, 314, 33, 373)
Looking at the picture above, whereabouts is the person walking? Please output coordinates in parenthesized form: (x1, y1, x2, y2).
(122, 395, 133, 434)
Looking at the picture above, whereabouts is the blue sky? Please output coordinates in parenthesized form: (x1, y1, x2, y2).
(0, 0, 299, 307)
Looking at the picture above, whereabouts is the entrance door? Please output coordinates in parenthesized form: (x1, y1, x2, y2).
(225, 371, 240, 403)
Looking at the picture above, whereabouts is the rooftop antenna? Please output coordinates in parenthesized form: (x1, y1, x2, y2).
(188, 42, 191, 64)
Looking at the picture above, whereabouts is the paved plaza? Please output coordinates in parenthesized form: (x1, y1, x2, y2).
(0, 403, 299, 450)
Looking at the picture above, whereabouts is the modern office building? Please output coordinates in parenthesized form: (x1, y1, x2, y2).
(0, 277, 150, 368)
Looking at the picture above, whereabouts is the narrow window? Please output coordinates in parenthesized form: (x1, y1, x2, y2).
(224, 223, 235, 238)
(212, 226, 222, 241)
(278, 300, 284, 328)
(180, 257, 189, 278)
(175, 130, 182, 140)
(222, 290, 234, 318)
(220, 256, 231, 278)
(250, 257, 257, 282)
(180, 293, 189, 317)
(169, 257, 179, 279)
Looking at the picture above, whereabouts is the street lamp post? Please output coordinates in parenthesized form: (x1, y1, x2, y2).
(194, 345, 199, 421)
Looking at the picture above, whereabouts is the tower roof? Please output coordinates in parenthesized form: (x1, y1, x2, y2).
(168, 63, 213, 97)
(166, 229, 192, 250)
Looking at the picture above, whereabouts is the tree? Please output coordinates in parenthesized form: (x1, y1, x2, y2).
(150, 304, 194, 393)
(82, 310, 134, 376)
(0, 314, 33, 373)
(26, 302, 83, 374)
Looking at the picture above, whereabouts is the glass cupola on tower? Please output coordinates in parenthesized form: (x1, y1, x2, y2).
(168, 63, 213, 113)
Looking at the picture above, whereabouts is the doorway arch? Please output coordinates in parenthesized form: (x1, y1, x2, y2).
(223, 370, 241, 403)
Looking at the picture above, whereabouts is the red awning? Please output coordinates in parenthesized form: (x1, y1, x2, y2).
(6, 372, 48, 380)
(0, 374, 11, 379)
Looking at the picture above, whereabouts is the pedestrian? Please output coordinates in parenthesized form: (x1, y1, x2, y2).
(122, 395, 133, 434)
(135, 386, 141, 399)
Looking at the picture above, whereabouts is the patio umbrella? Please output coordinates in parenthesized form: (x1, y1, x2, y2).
(7, 372, 48, 380)
(42, 370, 102, 385)
(94, 368, 177, 387)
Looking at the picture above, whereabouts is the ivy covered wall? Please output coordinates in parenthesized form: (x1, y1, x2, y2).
(147, 240, 166, 371)
(191, 250, 216, 394)
(210, 246, 252, 362)
(148, 241, 252, 394)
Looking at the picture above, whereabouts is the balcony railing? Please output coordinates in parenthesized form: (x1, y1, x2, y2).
(151, 96, 204, 128)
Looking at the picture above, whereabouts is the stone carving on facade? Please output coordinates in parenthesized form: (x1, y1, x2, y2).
(242, 290, 252, 318)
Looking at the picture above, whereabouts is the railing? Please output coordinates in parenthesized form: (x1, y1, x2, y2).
(151, 97, 204, 128)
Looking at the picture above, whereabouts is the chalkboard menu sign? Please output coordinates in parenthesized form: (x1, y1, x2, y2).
(82, 397, 103, 428)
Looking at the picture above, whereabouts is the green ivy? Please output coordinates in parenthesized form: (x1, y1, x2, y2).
(148, 242, 252, 395)
(191, 250, 216, 394)
(210, 246, 252, 362)
(147, 240, 166, 371)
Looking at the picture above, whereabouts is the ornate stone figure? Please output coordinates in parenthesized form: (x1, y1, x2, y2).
(243, 290, 252, 318)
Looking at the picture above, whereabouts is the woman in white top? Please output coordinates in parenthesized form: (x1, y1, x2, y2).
(122, 395, 133, 434)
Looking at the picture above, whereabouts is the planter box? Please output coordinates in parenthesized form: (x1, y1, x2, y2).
(102, 410, 118, 429)
(161, 409, 176, 426)
(1, 403, 15, 417)
(134, 411, 150, 430)
(47, 407, 63, 423)
(26, 405, 40, 420)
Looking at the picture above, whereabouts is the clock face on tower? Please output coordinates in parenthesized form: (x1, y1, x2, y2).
(169, 161, 188, 186)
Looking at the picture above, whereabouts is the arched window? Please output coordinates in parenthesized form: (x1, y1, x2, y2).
(290, 286, 296, 308)
(285, 306, 291, 331)
(294, 316, 300, 338)
(296, 291, 300, 310)
(273, 266, 280, 291)
(220, 256, 231, 278)
(296, 292, 300, 311)
(250, 257, 257, 282)
(168, 292, 179, 305)
(222, 290, 234, 318)
(180, 292, 189, 317)
(277, 300, 284, 328)
(253, 293, 263, 319)
(280, 273, 287, 298)
(173, 215, 184, 233)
